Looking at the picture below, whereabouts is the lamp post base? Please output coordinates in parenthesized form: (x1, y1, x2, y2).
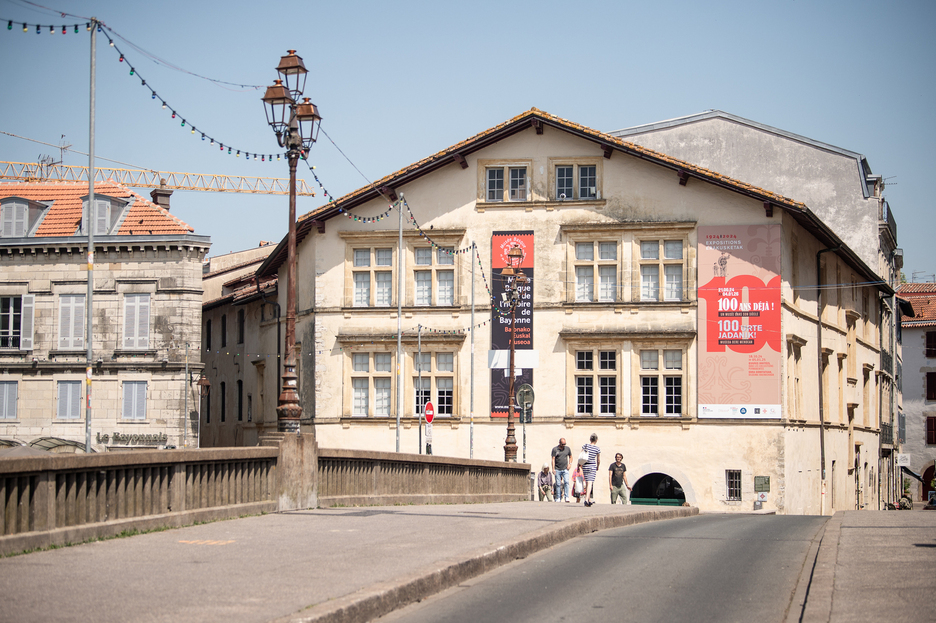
(276, 362, 302, 433)
(504, 420, 518, 462)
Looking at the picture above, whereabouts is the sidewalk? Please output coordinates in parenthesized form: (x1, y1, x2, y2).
(0, 501, 695, 623)
(794, 509, 936, 623)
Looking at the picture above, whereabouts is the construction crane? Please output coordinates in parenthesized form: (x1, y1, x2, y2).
(0, 161, 315, 196)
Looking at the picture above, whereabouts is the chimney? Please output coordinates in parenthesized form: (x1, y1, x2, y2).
(150, 179, 172, 211)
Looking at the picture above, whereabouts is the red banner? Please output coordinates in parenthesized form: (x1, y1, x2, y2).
(697, 225, 782, 418)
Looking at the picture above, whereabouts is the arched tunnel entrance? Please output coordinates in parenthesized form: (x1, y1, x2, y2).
(631, 472, 687, 506)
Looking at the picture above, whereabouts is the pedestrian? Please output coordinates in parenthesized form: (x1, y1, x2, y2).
(608, 452, 631, 504)
(537, 463, 554, 501)
(571, 463, 585, 503)
(580, 433, 600, 507)
(550, 437, 573, 502)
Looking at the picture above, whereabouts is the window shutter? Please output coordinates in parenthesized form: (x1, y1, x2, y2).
(1, 204, 13, 236)
(58, 381, 79, 420)
(927, 332, 936, 358)
(59, 295, 85, 349)
(928, 372, 936, 401)
(95, 199, 110, 235)
(927, 417, 936, 445)
(0, 382, 16, 419)
(20, 294, 34, 351)
(123, 381, 147, 420)
(136, 295, 150, 349)
(12, 203, 27, 237)
(123, 294, 150, 349)
(57, 383, 68, 420)
(124, 296, 137, 348)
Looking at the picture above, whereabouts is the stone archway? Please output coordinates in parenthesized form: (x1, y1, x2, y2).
(629, 464, 695, 506)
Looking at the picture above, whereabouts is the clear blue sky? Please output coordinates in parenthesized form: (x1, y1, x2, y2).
(1, 0, 933, 281)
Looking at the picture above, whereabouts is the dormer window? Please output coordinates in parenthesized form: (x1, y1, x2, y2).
(80, 195, 129, 236)
(1, 197, 48, 237)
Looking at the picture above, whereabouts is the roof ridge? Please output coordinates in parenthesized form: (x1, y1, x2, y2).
(298, 107, 807, 225)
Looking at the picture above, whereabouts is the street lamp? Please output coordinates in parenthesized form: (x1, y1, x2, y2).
(262, 50, 322, 433)
(502, 245, 527, 462)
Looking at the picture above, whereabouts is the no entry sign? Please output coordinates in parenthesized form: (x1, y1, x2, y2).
(424, 402, 435, 424)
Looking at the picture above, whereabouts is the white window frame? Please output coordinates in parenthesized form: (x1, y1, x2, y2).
(637, 239, 686, 302)
(57, 380, 82, 420)
(122, 293, 151, 350)
(0, 294, 35, 350)
(348, 350, 395, 417)
(413, 350, 457, 416)
(479, 160, 532, 204)
(413, 246, 456, 307)
(635, 346, 686, 416)
(569, 345, 620, 417)
(58, 294, 86, 350)
(571, 240, 619, 303)
(122, 381, 147, 421)
(351, 246, 395, 308)
(0, 381, 17, 420)
(549, 159, 602, 201)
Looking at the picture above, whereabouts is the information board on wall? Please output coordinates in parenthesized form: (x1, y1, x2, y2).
(697, 224, 782, 418)
(490, 230, 534, 418)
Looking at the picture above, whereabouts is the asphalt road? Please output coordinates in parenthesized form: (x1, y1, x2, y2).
(378, 514, 829, 623)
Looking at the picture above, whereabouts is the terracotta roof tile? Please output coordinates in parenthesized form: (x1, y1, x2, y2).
(0, 180, 193, 237)
(897, 284, 936, 326)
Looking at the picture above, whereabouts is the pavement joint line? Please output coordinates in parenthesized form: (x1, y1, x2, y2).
(271, 506, 698, 623)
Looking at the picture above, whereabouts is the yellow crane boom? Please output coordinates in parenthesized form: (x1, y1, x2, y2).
(0, 161, 315, 196)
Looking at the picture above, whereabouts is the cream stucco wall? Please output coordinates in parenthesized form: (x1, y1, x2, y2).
(233, 121, 888, 514)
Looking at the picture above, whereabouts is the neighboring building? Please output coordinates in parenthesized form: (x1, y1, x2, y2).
(200, 243, 277, 447)
(0, 181, 210, 452)
(610, 110, 904, 507)
(897, 283, 935, 502)
(215, 107, 889, 513)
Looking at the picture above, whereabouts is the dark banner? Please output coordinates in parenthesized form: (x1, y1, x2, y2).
(491, 231, 534, 418)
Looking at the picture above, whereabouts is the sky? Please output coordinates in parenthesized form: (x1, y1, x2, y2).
(1, 0, 933, 281)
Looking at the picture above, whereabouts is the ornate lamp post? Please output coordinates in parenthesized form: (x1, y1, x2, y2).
(262, 50, 322, 433)
(501, 245, 527, 462)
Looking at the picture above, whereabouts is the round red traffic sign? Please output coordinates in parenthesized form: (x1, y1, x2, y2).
(424, 401, 435, 424)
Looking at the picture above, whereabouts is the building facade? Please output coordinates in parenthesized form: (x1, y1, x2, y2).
(200, 243, 278, 447)
(897, 283, 936, 502)
(610, 111, 904, 507)
(0, 181, 210, 452)
(208, 108, 889, 513)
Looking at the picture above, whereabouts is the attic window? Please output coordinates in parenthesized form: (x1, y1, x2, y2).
(1, 197, 48, 237)
(80, 194, 129, 236)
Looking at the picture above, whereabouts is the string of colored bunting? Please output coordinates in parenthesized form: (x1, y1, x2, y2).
(4, 13, 263, 90)
(1, 16, 296, 163)
(400, 199, 515, 316)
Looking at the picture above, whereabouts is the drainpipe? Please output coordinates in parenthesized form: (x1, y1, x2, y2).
(817, 245, 840, 516)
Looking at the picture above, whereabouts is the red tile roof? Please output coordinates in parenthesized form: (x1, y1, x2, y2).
(0, 180, 193, 236)
(897, 284, 936, 326)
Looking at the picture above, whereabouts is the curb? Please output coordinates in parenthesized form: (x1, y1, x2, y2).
(275, 506, 698, 623)
(786, 512, 840, 623)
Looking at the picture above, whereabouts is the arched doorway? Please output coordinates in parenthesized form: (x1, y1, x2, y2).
(923, 465, 935, 503)
(631, 472, 686, 506)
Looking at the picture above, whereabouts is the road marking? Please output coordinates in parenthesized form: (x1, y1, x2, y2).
(178, 539, 236, 545)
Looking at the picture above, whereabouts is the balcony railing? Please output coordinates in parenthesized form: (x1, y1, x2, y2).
(881, 422, 894, 446)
